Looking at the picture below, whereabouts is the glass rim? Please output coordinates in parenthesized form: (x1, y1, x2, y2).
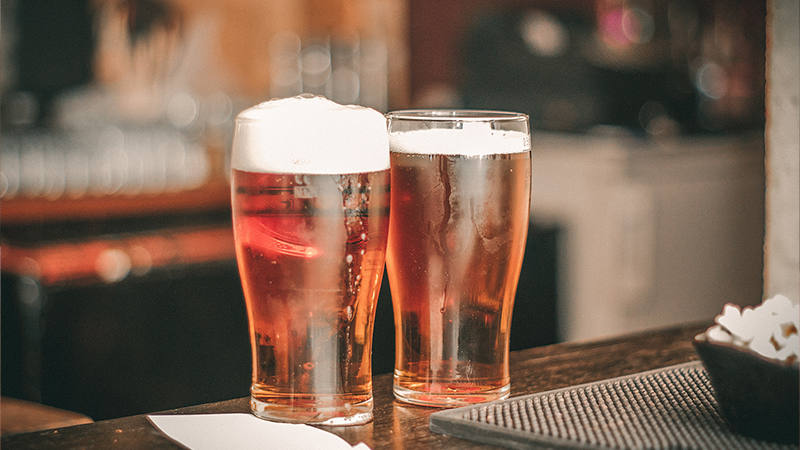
(386, 109, 528, 123)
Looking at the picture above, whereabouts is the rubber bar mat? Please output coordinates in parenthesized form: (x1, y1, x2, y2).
(430, 361, 795, 449)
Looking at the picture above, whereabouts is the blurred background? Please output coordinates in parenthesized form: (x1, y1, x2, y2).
(0, 0, 794, 427)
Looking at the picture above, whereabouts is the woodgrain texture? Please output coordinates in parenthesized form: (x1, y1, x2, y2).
(1, 321, 709, 449)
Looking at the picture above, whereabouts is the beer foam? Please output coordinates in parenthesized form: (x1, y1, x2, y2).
(389, 126, 530, 156)
(232, 96, 389, 174)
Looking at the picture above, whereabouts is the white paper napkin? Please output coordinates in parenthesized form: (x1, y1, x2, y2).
(148, 413, 371, 450)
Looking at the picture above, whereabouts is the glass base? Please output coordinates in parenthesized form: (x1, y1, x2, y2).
(393, 382, 510, 407)
(250, 396, 373, 426)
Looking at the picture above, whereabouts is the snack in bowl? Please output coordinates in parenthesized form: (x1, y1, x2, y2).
(693, 295, 799, 445)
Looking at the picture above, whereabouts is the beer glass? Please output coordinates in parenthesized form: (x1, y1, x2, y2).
(385, 110, 531, 407)
(231, 96, 390, 425)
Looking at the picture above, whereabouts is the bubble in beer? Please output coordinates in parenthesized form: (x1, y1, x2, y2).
(389, 124, 530, 156)
(231, 95, 390, 174)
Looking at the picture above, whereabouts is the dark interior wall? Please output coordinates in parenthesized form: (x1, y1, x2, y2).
(1, 224, 558, 421)
(1, 263, 252, 420)
(407, 0, 766, 134)
(406, 0, 591, 105)
(11, 0, 94, 126)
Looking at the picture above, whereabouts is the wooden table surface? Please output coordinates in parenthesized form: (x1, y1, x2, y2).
(1, 321, 709, 449)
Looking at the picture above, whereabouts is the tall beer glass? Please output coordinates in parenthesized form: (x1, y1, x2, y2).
(231, 96, 390, 425)
(386, 110, 531, 407)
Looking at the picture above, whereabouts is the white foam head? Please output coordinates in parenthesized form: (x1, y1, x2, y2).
(231, 95, 389, 174)
(389, 122, 530, 156)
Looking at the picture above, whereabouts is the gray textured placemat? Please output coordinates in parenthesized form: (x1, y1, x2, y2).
(430, 362, 796, 449)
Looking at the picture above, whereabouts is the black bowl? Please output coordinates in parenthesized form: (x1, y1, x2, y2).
(694, 332, 799, 445)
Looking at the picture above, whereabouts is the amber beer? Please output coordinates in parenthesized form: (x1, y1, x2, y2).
(386, 110, 531, 407)
(231, 96, 390, 425)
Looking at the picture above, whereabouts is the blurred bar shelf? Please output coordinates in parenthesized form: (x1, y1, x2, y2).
(1, 223, 235, 286)
(0, 181, 231, 225)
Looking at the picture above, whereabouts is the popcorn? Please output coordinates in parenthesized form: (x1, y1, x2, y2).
(707, 295, 800, 363)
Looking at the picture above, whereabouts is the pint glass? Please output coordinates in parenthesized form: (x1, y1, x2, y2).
(386, 110, 531, 407)
(231, 96, 390, 425)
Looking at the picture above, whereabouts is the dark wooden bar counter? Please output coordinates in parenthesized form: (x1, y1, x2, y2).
(2, 321, 709, 449)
